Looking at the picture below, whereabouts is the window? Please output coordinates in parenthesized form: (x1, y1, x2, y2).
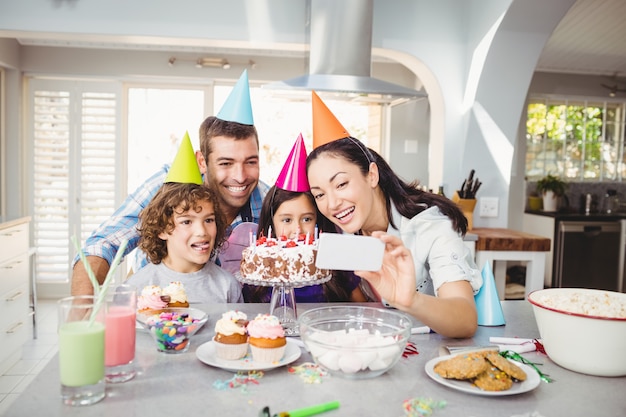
(29, 77, 383, 283)
(526, 98, 626, 181)
(28, 79, 120, 282)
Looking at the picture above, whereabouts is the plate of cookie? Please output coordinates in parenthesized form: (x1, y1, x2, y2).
(425, 350, 540, 396)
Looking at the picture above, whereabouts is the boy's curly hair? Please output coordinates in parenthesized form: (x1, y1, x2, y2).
(137, 183, 227, 264)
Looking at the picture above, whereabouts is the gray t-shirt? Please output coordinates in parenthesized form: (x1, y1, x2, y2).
(125, 261, 243, 303)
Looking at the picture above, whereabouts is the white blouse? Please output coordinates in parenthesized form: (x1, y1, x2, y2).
(387, 204, 482, 296)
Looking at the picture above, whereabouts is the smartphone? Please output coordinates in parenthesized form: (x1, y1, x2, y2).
(315, 233, 384, 271)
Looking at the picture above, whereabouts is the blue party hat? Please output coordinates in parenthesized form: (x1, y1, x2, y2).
(474, 262, 506, 326)
(216, 69, 254, 125)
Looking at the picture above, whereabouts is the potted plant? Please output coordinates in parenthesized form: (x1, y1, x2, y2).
(536, 174, 567, 212)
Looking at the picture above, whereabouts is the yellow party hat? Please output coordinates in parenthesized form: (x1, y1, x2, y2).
(164, 132, 203, 185)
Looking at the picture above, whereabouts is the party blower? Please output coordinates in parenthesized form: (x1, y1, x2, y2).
(259, 401, 340, 417)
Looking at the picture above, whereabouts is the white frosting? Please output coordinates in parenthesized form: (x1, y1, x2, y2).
(162, 281, 187, 304)
(240, 238, 329, 283)
(214, 311, 248, 336)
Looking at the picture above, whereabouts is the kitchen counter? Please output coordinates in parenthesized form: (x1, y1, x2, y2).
(469, 228, 550, 299)
(470, 228, 550, 251)
(525, 209, 626, 221)
(6, 301, 626, 416)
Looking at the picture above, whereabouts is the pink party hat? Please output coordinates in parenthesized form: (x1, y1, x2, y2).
(275, 134, 310, 192)
(474, 262, 506, 326)
(312, 91, 350, 149)
(216, 69, 254, 125)
(164, 131, 203, 185)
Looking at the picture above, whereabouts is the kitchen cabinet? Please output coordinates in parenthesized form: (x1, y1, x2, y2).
(0, 217, 31, 375)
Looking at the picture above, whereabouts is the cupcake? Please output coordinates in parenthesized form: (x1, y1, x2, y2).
(247, 314, 286, 363)
(213, 311, 249, 360)
(137, 285, 169, 312)
(162, 281, 189, 307)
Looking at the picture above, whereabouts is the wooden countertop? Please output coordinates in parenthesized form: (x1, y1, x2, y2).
(470, 227, 551, 251)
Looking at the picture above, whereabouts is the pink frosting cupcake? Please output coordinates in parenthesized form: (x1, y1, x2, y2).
(247, 314, 286, 363)
(137, 285, 168, 312)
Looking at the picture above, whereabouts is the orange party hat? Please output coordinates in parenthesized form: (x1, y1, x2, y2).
(164, 131, 203, 185)
(312, 91, 350, 149)
(275, 133, 310, 192)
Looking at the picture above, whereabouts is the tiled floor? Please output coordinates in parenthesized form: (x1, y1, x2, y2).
(0, 299, 60, 416)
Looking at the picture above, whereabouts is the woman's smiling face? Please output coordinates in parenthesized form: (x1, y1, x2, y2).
(307, 154, 378, 234)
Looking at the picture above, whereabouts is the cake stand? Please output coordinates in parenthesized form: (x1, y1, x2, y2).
(237, 274, 331, 336)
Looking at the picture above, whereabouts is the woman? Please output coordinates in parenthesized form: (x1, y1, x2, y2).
(306, 137, 482, 338)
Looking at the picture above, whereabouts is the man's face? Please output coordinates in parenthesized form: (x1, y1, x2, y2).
(204, 135, 260, 220)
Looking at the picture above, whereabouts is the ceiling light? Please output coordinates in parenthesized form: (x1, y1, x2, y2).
(169, 56, 244, 70)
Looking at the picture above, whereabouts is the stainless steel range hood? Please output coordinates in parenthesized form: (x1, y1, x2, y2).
(263, 0, 426, 103)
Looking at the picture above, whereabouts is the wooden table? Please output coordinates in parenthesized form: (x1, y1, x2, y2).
(470, 228, 551, 299)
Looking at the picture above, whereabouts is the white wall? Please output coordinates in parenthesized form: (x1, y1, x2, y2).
(0, 0, 583, 229)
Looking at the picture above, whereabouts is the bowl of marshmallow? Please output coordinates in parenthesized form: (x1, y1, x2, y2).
(298, 306, 412, 379)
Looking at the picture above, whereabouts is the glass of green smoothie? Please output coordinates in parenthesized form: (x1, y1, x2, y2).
(58, 295, 106, 406)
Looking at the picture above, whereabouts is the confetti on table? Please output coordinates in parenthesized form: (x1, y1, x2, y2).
(213, 371, 264, 393)
(402, 397, 446, 417)
(288, 362, 329, 384)
(403, 342, 419, 358)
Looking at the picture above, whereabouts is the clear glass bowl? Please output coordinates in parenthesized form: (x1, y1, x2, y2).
(298, 306, 412, 379)
(137, 308, 208, 354)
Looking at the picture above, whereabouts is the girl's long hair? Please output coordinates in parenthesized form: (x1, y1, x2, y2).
(243, 186, 352, 302)
(306, 137, 468, 235)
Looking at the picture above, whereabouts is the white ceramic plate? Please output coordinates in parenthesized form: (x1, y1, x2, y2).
(425, 354, 540, 396)
(195, 339, 301, 372)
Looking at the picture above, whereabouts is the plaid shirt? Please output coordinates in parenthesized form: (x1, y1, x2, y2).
(74, 164, 269, 271)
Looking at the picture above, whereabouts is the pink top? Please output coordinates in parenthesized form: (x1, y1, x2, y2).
(246, 314, 285, 339)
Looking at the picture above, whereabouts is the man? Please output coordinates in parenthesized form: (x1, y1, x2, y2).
(71, 70, 269, 296)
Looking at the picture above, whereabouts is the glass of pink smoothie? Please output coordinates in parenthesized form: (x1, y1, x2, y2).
(58, 295, 106, 406)
(105, 284, 137, 383)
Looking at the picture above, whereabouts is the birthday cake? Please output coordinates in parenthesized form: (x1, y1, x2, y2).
(240, 233, 330, 284)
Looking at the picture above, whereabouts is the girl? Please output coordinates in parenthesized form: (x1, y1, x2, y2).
(244, 185, 366, 303)
(306, 137, 482, 338)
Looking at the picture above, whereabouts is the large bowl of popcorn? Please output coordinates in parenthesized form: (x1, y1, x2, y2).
(298, 306, 412, 379)
(528, 288, 626, 376)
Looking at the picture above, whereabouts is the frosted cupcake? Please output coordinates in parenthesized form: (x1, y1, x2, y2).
(213, 311, 249, 360)
(137, 285, 168, 312)
(247, 314, 286, 363)
(163, 281, 189, 307)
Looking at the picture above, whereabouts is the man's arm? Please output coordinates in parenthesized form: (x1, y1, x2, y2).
(71, 256, 111, 296)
